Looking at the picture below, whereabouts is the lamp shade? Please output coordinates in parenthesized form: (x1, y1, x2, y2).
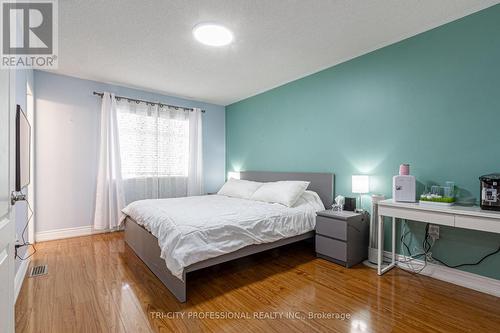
(352, 175, 369, 194)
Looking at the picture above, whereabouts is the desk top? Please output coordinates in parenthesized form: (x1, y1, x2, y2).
(378, 199, 500, 220)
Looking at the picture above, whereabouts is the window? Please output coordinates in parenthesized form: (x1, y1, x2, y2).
(116, 103, 189, 179)
(94, 93, 203, 209)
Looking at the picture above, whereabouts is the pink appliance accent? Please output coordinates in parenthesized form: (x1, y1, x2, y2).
(399, 164, 410, 176)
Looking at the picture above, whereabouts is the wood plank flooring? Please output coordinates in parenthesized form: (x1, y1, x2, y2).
(15, 232, 500, 332)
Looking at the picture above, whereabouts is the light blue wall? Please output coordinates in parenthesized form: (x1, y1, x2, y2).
(34, 71, 225, 233)
(226, 5, 500, 279)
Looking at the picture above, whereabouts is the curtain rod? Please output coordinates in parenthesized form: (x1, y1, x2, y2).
(92, 91, 205, 113)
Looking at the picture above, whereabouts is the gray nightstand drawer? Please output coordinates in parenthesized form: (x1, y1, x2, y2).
(316, 216, 347, 240)
(315, 235, 347, 262)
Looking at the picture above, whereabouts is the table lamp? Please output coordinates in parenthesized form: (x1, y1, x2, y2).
(352, 175, 369, 212)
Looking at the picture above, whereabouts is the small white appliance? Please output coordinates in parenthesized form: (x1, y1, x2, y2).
(393, 175, 416, 202)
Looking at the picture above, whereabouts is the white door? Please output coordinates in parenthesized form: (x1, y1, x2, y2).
(0, 68, 15, 332)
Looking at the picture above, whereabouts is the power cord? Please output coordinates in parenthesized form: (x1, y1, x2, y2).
(399, 221, 434, 274)
(15, 198, 36, 260)
(431, 246, 500, 268)
(400, 221, 500, 271)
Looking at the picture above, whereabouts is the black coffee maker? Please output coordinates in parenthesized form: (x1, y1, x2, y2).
(480, 174, 500, 211)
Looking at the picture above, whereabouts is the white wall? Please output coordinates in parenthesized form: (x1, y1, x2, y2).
(34, 71, 225, 233)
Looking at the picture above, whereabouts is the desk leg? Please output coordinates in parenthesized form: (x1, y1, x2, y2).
(392, 217, 396, 264)
(377, 214, 383, 275)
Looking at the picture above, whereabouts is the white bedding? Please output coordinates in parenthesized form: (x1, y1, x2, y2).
(122, 191, 325, 279)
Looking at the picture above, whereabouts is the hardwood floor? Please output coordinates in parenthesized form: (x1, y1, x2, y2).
(15, 232, 499, 333)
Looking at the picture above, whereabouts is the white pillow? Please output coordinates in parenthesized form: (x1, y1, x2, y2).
(293, 190, 326, 211)
(250, 181, 310, 207)
(217, 178, 263, 199)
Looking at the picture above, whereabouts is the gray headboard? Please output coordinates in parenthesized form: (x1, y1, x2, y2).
(239, 171, 335, 207)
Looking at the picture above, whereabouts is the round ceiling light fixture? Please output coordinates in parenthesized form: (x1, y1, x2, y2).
(192, 23, 233, 46)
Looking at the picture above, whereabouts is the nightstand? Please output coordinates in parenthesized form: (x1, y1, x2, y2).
(315, 210, 369, 267)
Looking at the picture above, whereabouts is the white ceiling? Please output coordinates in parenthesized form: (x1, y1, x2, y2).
(52, 0, 499, 105)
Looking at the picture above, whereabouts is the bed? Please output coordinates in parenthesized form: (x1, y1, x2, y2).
(123, 171, 334, 302)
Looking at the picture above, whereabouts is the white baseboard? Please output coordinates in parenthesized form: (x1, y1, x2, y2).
(383, 250, 500, 297)
(15, 258, 30, 302)
(35, 225, 110, 242)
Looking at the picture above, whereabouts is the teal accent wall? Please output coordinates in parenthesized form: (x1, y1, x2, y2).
(226, 5, 500, 279)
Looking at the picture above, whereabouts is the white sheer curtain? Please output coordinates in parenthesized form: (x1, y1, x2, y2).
(94, 93, 204, 229)
(115, 98, 204, 204)
(188, 109, 203, 196)
(93, 93, 126, 230)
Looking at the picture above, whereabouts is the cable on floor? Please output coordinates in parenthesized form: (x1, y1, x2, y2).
(15, 199, 36, 260)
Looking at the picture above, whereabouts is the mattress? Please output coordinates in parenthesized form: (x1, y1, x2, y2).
(122, 191, 325, 279)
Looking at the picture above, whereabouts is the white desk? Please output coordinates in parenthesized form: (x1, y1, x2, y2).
(377, 199, 500, 275)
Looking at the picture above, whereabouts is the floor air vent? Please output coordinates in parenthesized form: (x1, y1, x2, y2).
(29, 265, 48, 277)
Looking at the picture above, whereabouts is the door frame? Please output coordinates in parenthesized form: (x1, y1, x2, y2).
(26, 80, 35, 244)
(0, 65, 17, 333)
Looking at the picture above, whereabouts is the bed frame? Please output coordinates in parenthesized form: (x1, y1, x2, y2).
(124, 171, 334, 302)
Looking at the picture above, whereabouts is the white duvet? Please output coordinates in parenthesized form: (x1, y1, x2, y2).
(122, 191, 325, 280)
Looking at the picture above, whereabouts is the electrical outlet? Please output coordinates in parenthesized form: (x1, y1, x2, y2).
(428, 225, 440, 240)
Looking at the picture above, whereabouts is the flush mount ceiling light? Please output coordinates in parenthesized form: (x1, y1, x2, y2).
(192, 23, 233, 46)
